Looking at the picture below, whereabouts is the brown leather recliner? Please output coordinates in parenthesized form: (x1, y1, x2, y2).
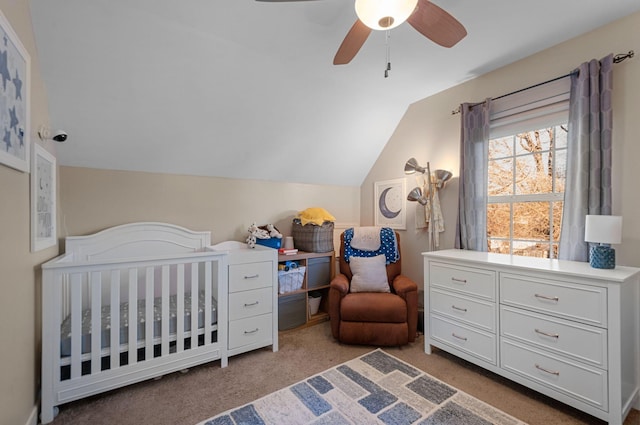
(329, 231, 418, 346)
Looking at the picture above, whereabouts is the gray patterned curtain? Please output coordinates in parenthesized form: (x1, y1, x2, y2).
(455, 99, 491, 251)
(559, 54, 613, 261)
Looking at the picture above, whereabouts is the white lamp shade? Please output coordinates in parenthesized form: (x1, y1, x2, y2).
(584, 215, 622, 244)
(354, 0, 418, 30)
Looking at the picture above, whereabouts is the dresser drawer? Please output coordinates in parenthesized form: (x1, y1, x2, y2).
(229, 261, 273, 292)
(430, 314, 496, 365)
(500, 274, 607, 327)
(229, 287, 273, 321)
(430, 288, 496, 332)
(501, 339, 608, 411)
(229, 314, 273, 350)
(501, 306, 607, 368)
(430, 263, 496, 300)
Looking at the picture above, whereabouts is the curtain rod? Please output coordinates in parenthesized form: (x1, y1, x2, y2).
(451, 50, 634, 115)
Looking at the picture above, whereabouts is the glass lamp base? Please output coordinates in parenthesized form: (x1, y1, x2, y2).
(589, 245, 615, 269)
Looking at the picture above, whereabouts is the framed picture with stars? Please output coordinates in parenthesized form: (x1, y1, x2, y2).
(0, 9, 30, 173)
(374, 178, 406, 230)
(31, 144, 56, 251)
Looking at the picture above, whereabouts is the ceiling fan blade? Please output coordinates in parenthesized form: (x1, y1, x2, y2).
(333, 19, 372, 65)
(407, 0, 467, 48)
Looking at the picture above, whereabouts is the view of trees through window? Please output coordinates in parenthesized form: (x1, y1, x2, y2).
(487, 125, 567, 258)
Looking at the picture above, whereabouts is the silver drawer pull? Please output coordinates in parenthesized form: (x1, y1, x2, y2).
(244, 301, 259, 307)
(244, 328, 259, 334)
(451, 305, 468, 312)
(451, 277, 467, 284)
(451, 333, 468, 341)
(535, 364, 560, 376)
(244, 274, 259, 279)
(534, 293, 559, 302)
(535, 328, 559, 339)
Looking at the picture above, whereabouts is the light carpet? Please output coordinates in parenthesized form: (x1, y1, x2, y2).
(198, 349, 527, 425)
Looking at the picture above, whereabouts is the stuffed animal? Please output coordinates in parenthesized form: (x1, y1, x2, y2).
(246, 233, 257, 248)
(266, 223, 283, 239)
(246, 222, 272, 248)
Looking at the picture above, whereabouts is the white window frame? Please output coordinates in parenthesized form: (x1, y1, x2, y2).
(487, 77, 570, 258)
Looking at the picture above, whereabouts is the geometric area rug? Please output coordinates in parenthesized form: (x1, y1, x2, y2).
(197, 349, 528, 425)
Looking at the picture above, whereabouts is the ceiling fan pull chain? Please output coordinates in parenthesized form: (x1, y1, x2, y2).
(384, 30, 391, 78)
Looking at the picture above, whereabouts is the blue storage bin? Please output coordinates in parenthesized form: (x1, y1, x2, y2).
(255, 237, 282, 249)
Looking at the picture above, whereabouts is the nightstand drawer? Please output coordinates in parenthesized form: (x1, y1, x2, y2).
(500, 274, 607, 326)
(430, 314, 496, 365)
(229, 287, 272, 321)
(430, 263, 496, 300)
(501, 306, 607, 368)
(229, 314, 273, 350)
(430, 288, 496, 332)
(501, 339, 608, 411)
(229, 261, 273, 292)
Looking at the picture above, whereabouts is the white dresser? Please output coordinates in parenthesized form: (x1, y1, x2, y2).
(423, 249, 640, 424)
(212, 243, 278, 357)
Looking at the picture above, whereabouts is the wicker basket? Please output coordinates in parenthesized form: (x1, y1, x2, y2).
(292, 219, 334, 253)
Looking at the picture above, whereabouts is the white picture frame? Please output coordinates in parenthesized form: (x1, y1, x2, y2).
(374, 178, 406, 230)
(0, 9, 31, 173)
(31, 144, 56, 251)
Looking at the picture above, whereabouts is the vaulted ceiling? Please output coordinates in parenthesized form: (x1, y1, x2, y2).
(30, 0, 640, 186)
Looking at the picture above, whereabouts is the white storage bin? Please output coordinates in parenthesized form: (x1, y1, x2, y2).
(278, 266, 306, 294)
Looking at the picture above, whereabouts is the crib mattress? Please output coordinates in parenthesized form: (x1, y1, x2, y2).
(60, 291, 217, 357)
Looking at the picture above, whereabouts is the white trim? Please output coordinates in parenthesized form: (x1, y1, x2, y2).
(26, 405, 38, 425)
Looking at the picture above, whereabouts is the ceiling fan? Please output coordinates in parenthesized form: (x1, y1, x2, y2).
(256, 0, 467, 65)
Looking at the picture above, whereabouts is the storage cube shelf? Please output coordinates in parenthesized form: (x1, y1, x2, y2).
(277, 251, 335, 331)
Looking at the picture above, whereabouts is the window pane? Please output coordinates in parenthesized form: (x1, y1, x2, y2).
(488, 203, 511, 238)
(512, 241, 551, 258)
(488, 158, 513, 196)
(555, 125, 568, 149)
(554, 148, 567, 192)
(552, 201, 563, 241)
(515, 153, 553, 195)
(488, 239, 510, 254)
(489, 136, 513, 160)
(513, 202, 550, 240)
(515, 129, 553, 156)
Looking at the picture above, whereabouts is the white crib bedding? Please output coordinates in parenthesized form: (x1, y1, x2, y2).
(60, 290, 217, 357)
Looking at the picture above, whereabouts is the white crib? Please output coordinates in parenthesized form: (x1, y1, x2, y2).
(40, 222, 228, 424)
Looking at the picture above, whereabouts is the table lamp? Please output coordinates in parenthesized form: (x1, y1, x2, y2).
(584, 215, 622, 269)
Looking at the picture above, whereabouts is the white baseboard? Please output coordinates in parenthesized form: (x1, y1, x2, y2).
(26, 405, 38, 425)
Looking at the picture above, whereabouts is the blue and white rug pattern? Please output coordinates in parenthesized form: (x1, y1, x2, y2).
(199, 349, 527, 425)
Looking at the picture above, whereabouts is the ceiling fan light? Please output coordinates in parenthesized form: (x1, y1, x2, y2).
(355, 0, 419, 31)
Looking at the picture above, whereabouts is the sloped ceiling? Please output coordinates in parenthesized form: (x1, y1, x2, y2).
(30, 0, 640, 186)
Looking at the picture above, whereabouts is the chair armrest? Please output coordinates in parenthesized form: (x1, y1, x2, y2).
(392, 274, 419, 342)
(329, 274, 350, 339)
(392, 274, 418, 296)
(329, 273, 350, 295)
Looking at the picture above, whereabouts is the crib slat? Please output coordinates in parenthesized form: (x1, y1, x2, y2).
(70, 273, 83, 379)
(90, 272, 102, 374)
(110, 271, 121, 370)
(191, 263, 198, 347)
(204, 261, 212, 345)
(161, 264, 170, 356)
(53, 273, 63, 386)
(145, 267, 154, 360)
(128, 269, 138, 366)
(176, 264, 185, 353)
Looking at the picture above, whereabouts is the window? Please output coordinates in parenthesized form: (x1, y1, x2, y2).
(487, 125, 567, 258)
(486, 77, 570, 259)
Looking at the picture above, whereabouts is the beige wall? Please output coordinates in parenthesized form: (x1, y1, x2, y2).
(362, 11, 640, 287)
(0, 1, 54, 425)
(59, 166, 360, 243)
